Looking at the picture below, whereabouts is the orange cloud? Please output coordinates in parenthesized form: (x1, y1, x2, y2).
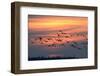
(28, 16, 88, 31)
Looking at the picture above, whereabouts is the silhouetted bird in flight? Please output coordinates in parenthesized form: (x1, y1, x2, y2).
(44, 40, 48, 42)
(38, 37, 43, 41)
(65, 35, 69, 38)
(56, 39, 62, 42)
(47, 38, 52, 40)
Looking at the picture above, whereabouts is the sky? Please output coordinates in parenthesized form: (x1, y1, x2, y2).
(28, 15, 88, 61)
(28, 15, 87, 31)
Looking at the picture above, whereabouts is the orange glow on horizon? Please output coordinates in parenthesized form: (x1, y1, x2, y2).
(28, 16, 88, 31)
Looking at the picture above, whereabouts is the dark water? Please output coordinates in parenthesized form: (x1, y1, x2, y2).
(28, 38, 88, 61)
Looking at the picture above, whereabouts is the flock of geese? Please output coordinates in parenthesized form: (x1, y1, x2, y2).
(31, 30, 88, 50)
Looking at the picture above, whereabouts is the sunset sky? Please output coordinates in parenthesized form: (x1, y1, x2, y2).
(28, 15, 88, 31)
(28, 15, 88, 61)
